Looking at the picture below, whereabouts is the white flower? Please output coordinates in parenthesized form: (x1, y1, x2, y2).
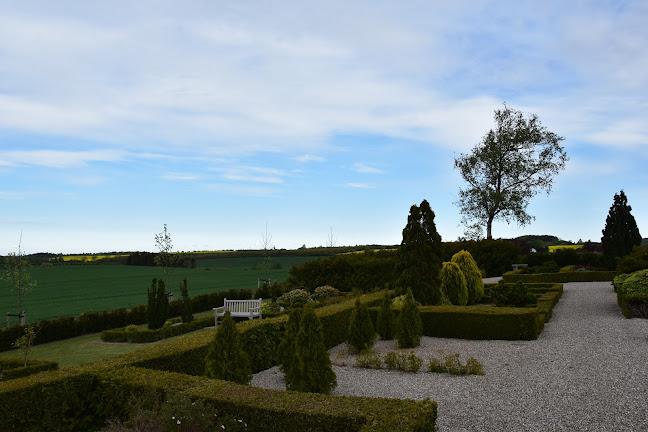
(177, 420, 181, 425)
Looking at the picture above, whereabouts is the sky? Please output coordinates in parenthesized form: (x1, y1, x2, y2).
(1, 0, 647, 255)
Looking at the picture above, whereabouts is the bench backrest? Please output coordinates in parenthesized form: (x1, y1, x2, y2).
(224, 298, 262, 313)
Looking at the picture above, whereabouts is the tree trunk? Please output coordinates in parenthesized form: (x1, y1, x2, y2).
(486, 215, 494, 240)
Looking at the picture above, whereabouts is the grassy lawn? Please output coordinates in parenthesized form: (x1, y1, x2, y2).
(0, 255, 314, 323)
(0, 326, 215, 368)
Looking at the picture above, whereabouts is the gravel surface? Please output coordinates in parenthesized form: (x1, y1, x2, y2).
(251, 281, 648, 431)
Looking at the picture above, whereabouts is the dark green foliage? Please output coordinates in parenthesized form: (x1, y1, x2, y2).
(147, 278, 169, 330)
(440, 261, 468, 306)
(397, 200, 444, 305)
(396, 288, 423, 348)
(491, 281, 537, 307)
(451, 250, 484, 304)
(284, 249, 399, 292)
(0, 357, 58, 381)
(454, 103, 567, 239)
(100, 317, 213, 343)
(501, 271, 618, 284)
(617, 245, 648, 274)
(602, 190, 642, 269)
(179, 277, 194, 323)
(346, 299, 376, 352)
(376, 292, 395, 340)
(204, 310, 252, 384)
(615, 269, 648, 296)
(293, 304, 337, 394)
(276, 306, 303, 390)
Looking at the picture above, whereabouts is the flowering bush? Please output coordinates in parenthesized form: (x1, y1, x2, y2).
(278, 289, 310, 305)
(310, 285, 340, 302)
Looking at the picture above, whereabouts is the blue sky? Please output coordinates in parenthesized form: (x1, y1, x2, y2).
(1, 1, 647, 255)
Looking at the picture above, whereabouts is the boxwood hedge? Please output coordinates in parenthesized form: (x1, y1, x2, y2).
(502, 271, 617, 283)
(0, 357, 59, 381)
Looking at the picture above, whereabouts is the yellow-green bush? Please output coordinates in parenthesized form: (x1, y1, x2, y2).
(451, 250, 484, 304)
(440, 261, 468, 306)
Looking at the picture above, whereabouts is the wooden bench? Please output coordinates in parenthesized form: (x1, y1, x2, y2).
(213, 298, 263, 327)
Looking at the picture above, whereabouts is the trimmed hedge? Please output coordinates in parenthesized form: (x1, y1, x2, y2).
(502, 271, 618, 283)
(0, 365, 438, 431)
(100, 317, 214, 343)
(371, 284, 563, 340)
(0, 357, 59, 381)
(0, 288, 253, 352)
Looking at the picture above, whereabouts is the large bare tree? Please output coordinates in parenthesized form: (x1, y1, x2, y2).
(454, 103, 568, 239)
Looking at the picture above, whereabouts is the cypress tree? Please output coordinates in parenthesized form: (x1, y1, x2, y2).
(346, 298, 376, 352)
(451, 250, 484, 305)
(376, 292, 395, 340)
(440, 261, 468, 306)
(294, 304, 337, 394)
(396, 288, 423, 349)
(204, 310, 252, 384)
(156, 279, 169, 329)
(601, 190, 642, 269)
(396, 200, 445, 305)
(276, 306, 303, 390)
(179, 277, 194, 323)
(147, 278, 158, 329)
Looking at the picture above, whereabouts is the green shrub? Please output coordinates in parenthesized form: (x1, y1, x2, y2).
(125, 324, 138, 332)
(617, 246, 648, 274)
(101, 318, 213, 343)
(179, 277, 194, 323)
(347, 298, 376, 352)
(451, 250, 484, 304)
(355, 350, 383, 369)
(396, 288, 422, 348)
(276, 306, 302, 390)
(376, 292, 395, 340)
(427, 352, 484, 375)
(615, 268, 648, 296)
(148, 278, 169, 330)
(491, 280, 537, 307)
(294, 304, 337, 394)
(0, 357, 59, 381)
(204, 310, 252, 385)
(502, 271, 618, 283)
(278, 288, 310, 306)
(440, 261, 468, 306)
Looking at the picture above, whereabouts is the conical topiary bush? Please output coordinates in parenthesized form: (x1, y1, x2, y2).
(376, 292, 395, 340)
(396, 288, 422, 349)
(347, 298, 376, 352)
(204, 310, 252, 384)
(294, 304, 337, 394)
(451, 250, 484, 305)
(441, 261, 468, 306)
(276, 305, 303, 390)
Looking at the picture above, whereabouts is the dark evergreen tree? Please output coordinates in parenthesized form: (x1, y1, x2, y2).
(147, 277, 157, 329)
(156, 278, 169, 328)
(602, 190, 642, 269)
(396, 288, 423, 349)
(396, 200, 445, 305)
(147, 278, 169, 330)
(276, 305, 303, 390)
(179, 277, 194, 323)
(376, 292, 395, 340)
(294, 304, 337, 394)
(204, 310, 252, 384)
(346, 298, 376, 352)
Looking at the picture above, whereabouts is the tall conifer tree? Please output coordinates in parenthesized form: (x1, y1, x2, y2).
(294, 304, 336, 394)
(601, 190, 642, 269)
(205, 310, 252, 384)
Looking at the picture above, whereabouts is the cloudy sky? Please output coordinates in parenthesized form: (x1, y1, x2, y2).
(1, 0, 647, 255)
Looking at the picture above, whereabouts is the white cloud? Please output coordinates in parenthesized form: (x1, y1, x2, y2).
(162, 173, 198, 181)
(353, 162, 384, 174)
(0, 149, 125, 168)
(346, 183, 374, 189)
(295, 154, 326, 163)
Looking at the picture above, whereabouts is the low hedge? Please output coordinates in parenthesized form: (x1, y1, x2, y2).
(371, 285, 562, 340)
(0, 288, 253, 352)
(100, 317, 214, 343)
(0, 365, 438, 431)
(0, 358, 59, 381)
(502, 271, 618, 283)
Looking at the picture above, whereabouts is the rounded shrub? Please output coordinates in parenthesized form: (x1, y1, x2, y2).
(616, 268, 648, 296)
(294, 304, 337, 394)
(204, 310, 252, 384)
(440, 261, 468, 306)
(278, 289, 310, 306)
(396, 288, 423, 349)
(346, 298, 376, 352)
(376, 292, 395, 340)
(451, 250, 484, 304)
(310, 285, 340, 302)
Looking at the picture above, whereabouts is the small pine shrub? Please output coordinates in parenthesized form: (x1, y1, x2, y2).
(383, 351, 399, 369)
(376, 292, 395, 340)
(451, 250, 484, 304)
(346, 299, 376, 352)
(396, 288, 422, 348)
(293, 304, 337, 394)
(440, 261, 468, 306)
(204, 310, 252, 384)
(276, 306, 303, 390)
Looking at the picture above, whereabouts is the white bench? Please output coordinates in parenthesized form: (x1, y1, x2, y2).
(213, 298, 263, 327)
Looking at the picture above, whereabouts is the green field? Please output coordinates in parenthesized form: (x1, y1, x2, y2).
(0, 256, 315, 323)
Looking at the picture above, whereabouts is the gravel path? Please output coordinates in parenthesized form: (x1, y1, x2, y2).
(251, 282, 648, 431)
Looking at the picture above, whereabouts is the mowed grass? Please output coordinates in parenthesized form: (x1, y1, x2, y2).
(0, 255, 315, 323)
(0, 326, 215, 368)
